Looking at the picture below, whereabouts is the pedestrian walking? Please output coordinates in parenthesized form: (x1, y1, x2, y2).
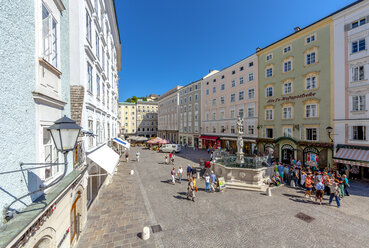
(278, 163, 284, 183)
(191, 166, 197, 179)
(169, 152, 173, 164)
(210, 171, 216, 192)
(329, 181, 341, 208)
(136, 151, 140, 162)
(205, 173, 211, 192)
(187, 164, 192, 179)
(177, 166, 183, 183)
(315, 180, 325, 205)
(164, 155, 168, 165)
(125, 151, 129, 162)
(342, 174, 350, 196)
(187, 178, 195, 201)
(304, 175, 313, 199)
(283, 165, 289, 184)
(210, 152, 213, 161)
(171, 167, 176, 184)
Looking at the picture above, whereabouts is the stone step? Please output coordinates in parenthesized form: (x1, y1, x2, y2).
(225, 181, 268, 192)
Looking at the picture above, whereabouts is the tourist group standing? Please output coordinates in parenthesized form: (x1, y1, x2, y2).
(269, 160, 351, 208)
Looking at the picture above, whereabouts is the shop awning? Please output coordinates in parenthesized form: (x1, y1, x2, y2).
(87, 145, 120, 175)
(220, 137, 256, 142)
(200, 135, 219, 141)
(113, 137, 130, 149)
(333, 148, 369, 167)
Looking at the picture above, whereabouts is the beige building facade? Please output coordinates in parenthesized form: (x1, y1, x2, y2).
(201, 55, 259, 154)
(136, 101, 158, 137)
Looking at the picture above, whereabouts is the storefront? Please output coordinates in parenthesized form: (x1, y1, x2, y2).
(200, 135, 220, 149)
(333, 146, 369, 179)
(220, 137, 256, 155)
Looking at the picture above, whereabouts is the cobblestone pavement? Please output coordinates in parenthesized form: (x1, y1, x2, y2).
(78, 156, 156, 248)
(80, 147, 369, 248)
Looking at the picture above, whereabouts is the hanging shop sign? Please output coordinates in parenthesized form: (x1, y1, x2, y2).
(267, 92, 316, 103)
(304, 147, 320, 166)
(281, 144, 295, 151)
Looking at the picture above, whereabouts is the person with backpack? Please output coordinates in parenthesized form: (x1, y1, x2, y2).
(187, 178, 195, 201)
(342, 174, 350, 196)
(187, 164, 192, 179)
(329, 181, 341, 208)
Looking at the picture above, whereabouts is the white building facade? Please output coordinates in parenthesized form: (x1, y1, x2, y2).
(333, 0, 369, 178)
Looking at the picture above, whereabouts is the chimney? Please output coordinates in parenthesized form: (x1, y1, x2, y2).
(294, 26, 301, 32)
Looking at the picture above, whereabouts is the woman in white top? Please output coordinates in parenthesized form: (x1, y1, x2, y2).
(301, 172, 306, 187)
(205, 174, 211, 192)
(177, 166, 183, 183)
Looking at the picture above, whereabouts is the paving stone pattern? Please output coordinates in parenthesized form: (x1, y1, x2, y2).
(79, 147, 369, 248)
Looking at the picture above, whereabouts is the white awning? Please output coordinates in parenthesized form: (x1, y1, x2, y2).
(87, 145, 120, 175)
(113, 137, 130, 149)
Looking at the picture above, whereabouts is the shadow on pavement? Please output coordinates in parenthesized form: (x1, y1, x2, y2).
(173, 195, 187, 200)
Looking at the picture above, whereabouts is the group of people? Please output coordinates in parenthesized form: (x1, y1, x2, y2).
(269, 160, 351, 208)
(169, 165, 218, 202)
(164, 152, 175, 164)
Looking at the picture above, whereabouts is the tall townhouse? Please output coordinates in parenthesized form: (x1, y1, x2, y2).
(158, 86, 182, 143)
(136, 100, 158, 138)
(201, 55, 259, 154)
(0, 1, 88, 247)
(256, 16, 334, 167)
(119, 102, 137, 137)
(178, 80, 202, 148)
(333, 0, 369, 179)
(69, 0, 122, 216)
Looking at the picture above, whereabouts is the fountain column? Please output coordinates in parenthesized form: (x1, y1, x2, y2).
(235, 116, 245, 164)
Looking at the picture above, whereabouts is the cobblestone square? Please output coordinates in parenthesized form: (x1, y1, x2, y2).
(79, 147, 369, 248)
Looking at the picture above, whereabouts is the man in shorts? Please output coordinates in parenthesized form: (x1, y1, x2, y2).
(315, 180, 325, 205)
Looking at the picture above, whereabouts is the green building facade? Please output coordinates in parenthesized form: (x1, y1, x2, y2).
(256, 17, 334, 168)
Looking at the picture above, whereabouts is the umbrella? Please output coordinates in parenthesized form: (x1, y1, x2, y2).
(159, 139, 169, 145)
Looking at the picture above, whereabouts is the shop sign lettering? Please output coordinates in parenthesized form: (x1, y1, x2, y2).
(304, 147, 319, 154)
(282, 144, 294, 151)
(267, 92, 316, 103)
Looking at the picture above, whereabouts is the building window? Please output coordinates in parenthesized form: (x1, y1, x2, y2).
(249, 62, 254, 67)
(266, 67, 273, 78)
(230, 110, 235, 119)
(230, 93, 235, 102)
(306, 52, 316, 65)
(306, 128, 317, 141)
(240, 66, 244, 71)
(352, 126, 366, 140)
(266, 87, 273, 97)
(248, 107, 254, 117)
(220, 111, 225, 120)
(266, 109, 273, 120)
(96, 74, 100, 99)
(221, 75, 225, 79)
(212, 99, 216, 106)
(212, 126, 216, 133)
(352, 95, 366, 111)
(213, 79, 216, 83)
(102, 83, 105, 104)
(283, 107, 292, 119)
(195, 84, 198, 90)
(221, 84, 225, 90)
(239, 77, 244, 85)
(206, 89, 209, 95)
(213, 86, 216, 93)
(266, 54, 273, 61)
(239, 91, 244, 100)
(306, 76, 317, 90)
(283, 127, 292, 137)
(206, 82, 209, 85)
(189, 87, 192, 92)
(352, 18, 366, 29)
(306, 34, 315, 44)
(248, 88, 255, 99)
(265, 128, 273, 138)
(189, 96, 192, 102)
(283, 82, 292, 94)
(305, 104, 317, 118)
(231, 126, 235, 134)
(248, 73, 254, 81)
(352, 65, 365, 82)
(95, 32, 100, 59)
(248, 125, 254, 135)
(231, 80, 236, 87)
(43, 127, 59, 179)
(86, 11, 92, 43)
(42, 4, 58, 67)
(88, 120, 94, 147)
(220, 96, 225, 104)
(195, 94, 198, 100)
(87, 63, 93, 93)
(232, 70, 235, 75)
(284, 60, 292, 72)
(239, 108, 244, 118)
(352, 39, 365, 53)
(283, 45, 291, 53)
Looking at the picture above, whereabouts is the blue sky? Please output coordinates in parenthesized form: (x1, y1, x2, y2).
(115, 0, 356, 102)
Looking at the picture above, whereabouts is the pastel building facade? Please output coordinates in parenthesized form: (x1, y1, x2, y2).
(257, 18, 334, 167)
(158, 86, 182, 143)
(333, 0, 369, 178)
(119, 102, 137, 136)
(201, 55, 259, 154)
(179, 80, 202, 148)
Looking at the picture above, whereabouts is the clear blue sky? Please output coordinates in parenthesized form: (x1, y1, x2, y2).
(115, 0, 356, 102)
